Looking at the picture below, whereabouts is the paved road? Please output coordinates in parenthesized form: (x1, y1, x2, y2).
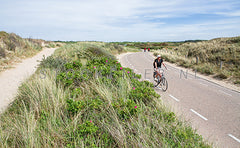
(118, 52, 240, 148)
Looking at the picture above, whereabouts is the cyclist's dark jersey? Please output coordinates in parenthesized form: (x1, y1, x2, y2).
(153, 58, 163, 68)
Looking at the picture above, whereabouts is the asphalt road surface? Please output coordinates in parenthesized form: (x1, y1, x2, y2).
(118, 52, 240, 148)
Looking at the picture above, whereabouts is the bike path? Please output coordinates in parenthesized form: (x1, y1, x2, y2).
(118, 52, 240, 148)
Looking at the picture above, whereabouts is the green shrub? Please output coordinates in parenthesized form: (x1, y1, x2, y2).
(112, 98, 138, 120)
(165, 125, 206, 147)
(162, 112, 176, 123)
(76, 120, 99, 136)
(64, 60, 82, 70)
(57, 72, 74, 87)
(87, 97, 103, 111)
(39, 56, 68, 70)
(67, 99, 85, 115)
(129, 80, 160, 103)
(71, 88, 82, 98)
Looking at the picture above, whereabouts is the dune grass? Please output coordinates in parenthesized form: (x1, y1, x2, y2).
(0, 31, 61, 72)
(0, 42, 211, 147)
(153, 36, 240, 85)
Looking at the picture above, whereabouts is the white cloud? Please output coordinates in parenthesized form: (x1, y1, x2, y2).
(216, 11, 240, 17)
(0, 0, 239, 41)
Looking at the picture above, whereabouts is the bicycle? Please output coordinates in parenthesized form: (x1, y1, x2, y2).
(153, 68, 168, 91)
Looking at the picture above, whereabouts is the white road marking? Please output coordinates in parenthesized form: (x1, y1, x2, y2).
(228, 134, 240, 143)
(199, 82, 208, 87)
(190, 109, 208, 121)
(169, 94, 180, 102)
(218, 90, 232, 97)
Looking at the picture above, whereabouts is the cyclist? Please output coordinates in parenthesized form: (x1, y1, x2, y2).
(153, 55, 167, 81)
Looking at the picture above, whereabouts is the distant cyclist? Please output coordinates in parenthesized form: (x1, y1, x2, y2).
(153, 55, 167, 80)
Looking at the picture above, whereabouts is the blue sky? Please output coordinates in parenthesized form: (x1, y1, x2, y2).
(0, 0, 240, 41)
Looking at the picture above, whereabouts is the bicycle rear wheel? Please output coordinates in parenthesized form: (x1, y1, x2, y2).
(161, 77, 168, 91)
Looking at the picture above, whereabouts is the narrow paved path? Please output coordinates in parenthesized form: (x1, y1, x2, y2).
(0, 48, 57, 113)
(118, 51, 240, 148)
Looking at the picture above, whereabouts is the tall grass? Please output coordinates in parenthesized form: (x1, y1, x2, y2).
(0, 72, 210, 147)
(0, 42, 211, 147)
(0, 70, 69, 147)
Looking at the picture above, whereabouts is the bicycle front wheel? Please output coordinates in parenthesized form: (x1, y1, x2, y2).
(161, 77, 168, 91)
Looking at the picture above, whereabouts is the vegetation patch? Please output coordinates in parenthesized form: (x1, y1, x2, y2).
(150, 36, 240, 85)
(0, 31, 61, 72)
(0, 42, 211, 147)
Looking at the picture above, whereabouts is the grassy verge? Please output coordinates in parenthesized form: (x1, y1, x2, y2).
(0, 42, 211, 147)
(153, 36, 240, 85)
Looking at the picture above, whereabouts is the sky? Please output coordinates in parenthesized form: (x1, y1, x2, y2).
(0, 0, 240, 42)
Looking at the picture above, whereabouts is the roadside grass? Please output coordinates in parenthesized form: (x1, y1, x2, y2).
(153, 36, 240, 85)
(0, 42, 211, 147)
(0, 70, 69, 147)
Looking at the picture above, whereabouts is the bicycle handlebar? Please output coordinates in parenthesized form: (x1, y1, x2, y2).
(155, 68, 165, 73)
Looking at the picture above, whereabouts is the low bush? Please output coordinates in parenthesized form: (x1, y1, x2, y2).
(214, 72, 228, 79)
(39, 55, 68, 70)
(112, 98, 138, 120)
(195, 64, 214, 75)
(129, 81, 159, 103)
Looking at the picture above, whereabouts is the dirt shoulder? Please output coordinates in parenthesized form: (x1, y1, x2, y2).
(0, 47, 57, 113)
